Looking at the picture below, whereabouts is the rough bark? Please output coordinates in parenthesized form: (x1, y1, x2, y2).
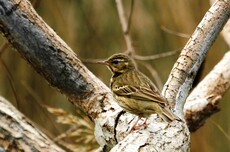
(184, 51, 230, 132)
(183, 0, 230, 132)
(0, 0, 229, 151)
(0, 0, 121, 150)
(0, 0, 190, 151)
(162, 0, 230, 117)
(0, 96, 64, 152)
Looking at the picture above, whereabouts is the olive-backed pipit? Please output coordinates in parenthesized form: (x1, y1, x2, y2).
(98, 53, 179, 130)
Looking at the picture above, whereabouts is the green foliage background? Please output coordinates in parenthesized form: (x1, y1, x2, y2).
(0, 0, 229, 151)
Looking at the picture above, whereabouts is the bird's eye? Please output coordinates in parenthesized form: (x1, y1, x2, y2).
(112, 60, 119, 64)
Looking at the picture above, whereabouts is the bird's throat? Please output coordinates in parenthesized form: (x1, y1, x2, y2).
(112, 72, 122, 78)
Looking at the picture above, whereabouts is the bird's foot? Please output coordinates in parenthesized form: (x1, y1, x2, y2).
(128, 117, 148, 133)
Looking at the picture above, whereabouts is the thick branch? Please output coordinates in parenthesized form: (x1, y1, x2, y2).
(184, 1, 230, 132)
(0, 0, 189, 151)
(211, 0, 230, 47)
(0, 0, 115, 119)
(0, 96, 64, 151)
(184, 51, 230, 132)
(162, 0, 230, 117)
(0, 0, 121, 150)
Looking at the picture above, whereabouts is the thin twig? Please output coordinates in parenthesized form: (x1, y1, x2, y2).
(0, 42, 20, 109)
(0, 42, 9, 56)
(161, 26, 190, 38)
(138, 62, 163, 90)
(81, 58, 106, 64)
(54, 125, 79, 142)
(0, 58, 19, 109)
(134, 48, 181, 61)
(210, 119, 230, 141)
(115, 0, 135, 55)
(126, 0, 134, 33)
(22, 82, 61, 137)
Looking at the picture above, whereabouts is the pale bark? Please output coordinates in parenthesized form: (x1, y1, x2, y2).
(184, 51, 230, 131)
(0, 0, 189, 151)
(0, 96, 64, 152)
(0, 0, 121, 151)
(162, 0, 230, 118)
(0, 0, 229, 152)
(183, 0, 230, 132)
(221, 19, 230, 46)
(212, 0, 230, 47)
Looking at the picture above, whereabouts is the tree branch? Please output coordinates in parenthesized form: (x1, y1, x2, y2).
(183, 0, 230, 132)
(115, 0, 135, 54)
(0, 0, 121, 150)
(184, 51, 230, 131)
(162, 0, 230, 117)
(0, 96, 64, 151)
(2, 0, 230, 151)
(0, 0, 189, 151)
(134, 48, 181, 61)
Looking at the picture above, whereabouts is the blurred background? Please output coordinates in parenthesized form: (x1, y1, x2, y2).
(0, 0, 229, 151)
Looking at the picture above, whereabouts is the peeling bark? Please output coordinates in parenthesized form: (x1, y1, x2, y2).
(183, 0, 230, 132)
(0, 96, 64, 152)
(0, 0, 190, 151)
(162, 0, 230, 117)
(184, 51, 230, 132)
(0, 0, 229, 151)
(0, 0, 121, 150)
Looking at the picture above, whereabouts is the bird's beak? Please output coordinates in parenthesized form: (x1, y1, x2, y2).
(96, 60, 109, 65)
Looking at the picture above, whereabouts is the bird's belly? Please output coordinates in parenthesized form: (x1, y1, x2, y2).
(114, 95, 158, 116)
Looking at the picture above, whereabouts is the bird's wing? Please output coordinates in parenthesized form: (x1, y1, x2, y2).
(113, 84, 166, 105)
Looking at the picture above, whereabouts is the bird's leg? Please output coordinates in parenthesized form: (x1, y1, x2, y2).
(128, 115, 143, 133)
(140, 117, 148, 127)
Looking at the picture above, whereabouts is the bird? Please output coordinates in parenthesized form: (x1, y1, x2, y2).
(97, 53, 179, 130)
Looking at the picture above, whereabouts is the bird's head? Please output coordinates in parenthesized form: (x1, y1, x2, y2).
(97, 53, 136, 74)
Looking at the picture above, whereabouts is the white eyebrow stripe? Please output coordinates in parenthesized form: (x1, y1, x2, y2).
(114, 58, 125, 62)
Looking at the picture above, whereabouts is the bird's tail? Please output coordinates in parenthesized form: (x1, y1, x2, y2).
(160, 107, 180, 123)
